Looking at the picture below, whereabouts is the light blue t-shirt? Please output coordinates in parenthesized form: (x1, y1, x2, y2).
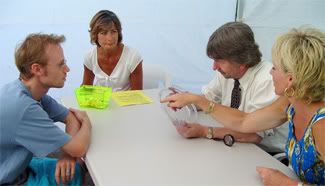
(0, 79, 71, 184)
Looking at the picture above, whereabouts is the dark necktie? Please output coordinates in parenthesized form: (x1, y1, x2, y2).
(230, 79, 241, 109)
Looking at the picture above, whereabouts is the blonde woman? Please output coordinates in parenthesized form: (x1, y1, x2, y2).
(162, 27, 325, 185)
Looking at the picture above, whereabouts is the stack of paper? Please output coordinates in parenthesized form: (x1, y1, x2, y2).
(112, 90, 153, 106)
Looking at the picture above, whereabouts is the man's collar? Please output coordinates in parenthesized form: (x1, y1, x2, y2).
(237, 62, 264, 91)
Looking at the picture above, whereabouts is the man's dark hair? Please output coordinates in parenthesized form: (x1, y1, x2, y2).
(207, 22, 262, 67)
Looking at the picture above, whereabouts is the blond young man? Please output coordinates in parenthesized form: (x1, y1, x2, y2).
(0, 33, 91, 185)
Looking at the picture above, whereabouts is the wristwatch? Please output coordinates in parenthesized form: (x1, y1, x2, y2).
(206, 127, 213, 139)
(223, 134, 235, 147)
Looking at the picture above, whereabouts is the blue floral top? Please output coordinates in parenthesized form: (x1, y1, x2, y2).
(286, 105, 325, 185)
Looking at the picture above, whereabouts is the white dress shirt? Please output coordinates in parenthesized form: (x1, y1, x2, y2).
(202, 61, 288, 153)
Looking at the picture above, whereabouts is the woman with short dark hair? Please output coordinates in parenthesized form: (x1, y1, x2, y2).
(82, 10, 143, 91)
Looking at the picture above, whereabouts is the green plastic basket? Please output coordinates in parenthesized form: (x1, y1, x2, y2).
(75, 85, 112, 109)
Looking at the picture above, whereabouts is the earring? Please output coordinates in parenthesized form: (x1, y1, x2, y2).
(304, 96, 312, 105)
(284, 87, 295, 97)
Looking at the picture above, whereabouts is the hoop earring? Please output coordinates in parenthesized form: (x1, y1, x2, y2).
(304, 96, 312, 105)
(284, 87, 295, 97)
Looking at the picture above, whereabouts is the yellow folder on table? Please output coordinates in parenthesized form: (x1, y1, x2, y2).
(112, 90, 153, 106)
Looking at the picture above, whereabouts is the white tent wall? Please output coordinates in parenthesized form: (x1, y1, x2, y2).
(2, 0, 324, 100)
(0, 0, 236, 99)
(237, 0, 325, 62)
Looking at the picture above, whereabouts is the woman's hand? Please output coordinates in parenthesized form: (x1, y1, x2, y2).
(55, 154, 77, 184)
(256, 166, 298, 186)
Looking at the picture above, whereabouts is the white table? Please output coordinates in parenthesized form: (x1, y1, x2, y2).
(61, 89, 296, 186)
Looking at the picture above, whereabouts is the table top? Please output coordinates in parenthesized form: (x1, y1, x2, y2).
(61, 89, 296, 186)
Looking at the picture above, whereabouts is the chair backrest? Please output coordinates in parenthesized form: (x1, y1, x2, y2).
(143, 63, 171, 89)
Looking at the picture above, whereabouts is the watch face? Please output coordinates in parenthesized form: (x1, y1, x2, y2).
(207, 127, 213, 139)
(223, 134, 235, 147)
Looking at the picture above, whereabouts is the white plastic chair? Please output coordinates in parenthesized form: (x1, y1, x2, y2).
(143, 63, 171, 89)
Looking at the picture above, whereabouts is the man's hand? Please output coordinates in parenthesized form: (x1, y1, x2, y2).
(61, 108, 92, 158)
(69, 108, 91, 128)
(175, 123, 205, 138)
(160, 92, 197, 109)
(256, 166, 298, 186)
(55, 154, 76, 185)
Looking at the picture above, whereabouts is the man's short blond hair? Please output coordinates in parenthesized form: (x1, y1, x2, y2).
(15, 33, 65, 79)
(272, 26, 325, 102)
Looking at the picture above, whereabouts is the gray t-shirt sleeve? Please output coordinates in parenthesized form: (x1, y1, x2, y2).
(41, 95, 69, 122)
(15, 102, 71, 157)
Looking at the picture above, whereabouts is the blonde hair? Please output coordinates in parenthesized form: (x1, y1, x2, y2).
(15, 33, 65, 79)
(272, 26, 325, 102)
